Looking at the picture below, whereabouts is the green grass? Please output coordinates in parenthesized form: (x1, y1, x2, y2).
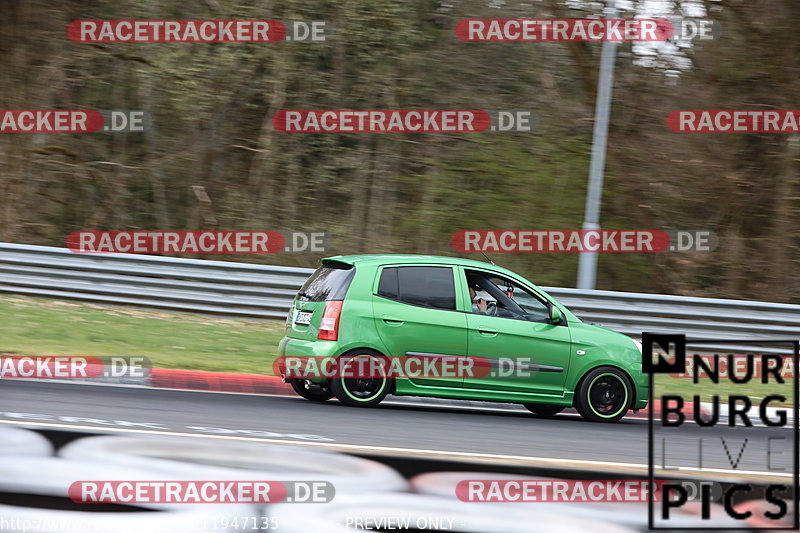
(0, 294, 793, 406)
(0, 295, 285, 374)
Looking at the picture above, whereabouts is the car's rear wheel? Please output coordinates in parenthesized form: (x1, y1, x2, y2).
(290, 379, 334, 402)
(574, 367, 632, 422)
(330, 350, 391, 407)
(522, 404, 565, 417)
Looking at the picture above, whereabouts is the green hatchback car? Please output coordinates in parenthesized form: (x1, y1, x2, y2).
(278, 255, 647, 422)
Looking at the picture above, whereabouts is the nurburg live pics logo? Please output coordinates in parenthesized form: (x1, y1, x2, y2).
(643, 333, 799, 530)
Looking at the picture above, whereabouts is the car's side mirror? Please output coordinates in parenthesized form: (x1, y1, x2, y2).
(549, 306, 563, 324)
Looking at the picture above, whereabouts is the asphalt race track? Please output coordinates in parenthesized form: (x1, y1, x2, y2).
(0, 380, 792, 482)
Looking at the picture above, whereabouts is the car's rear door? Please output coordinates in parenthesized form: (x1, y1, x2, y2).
(371, 265, 467, 388)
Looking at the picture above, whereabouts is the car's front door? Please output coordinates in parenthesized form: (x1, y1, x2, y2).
(459, 268, 572, 395)
(372, 265, 468, 388)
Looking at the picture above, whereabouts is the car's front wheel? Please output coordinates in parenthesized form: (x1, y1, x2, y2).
(522, 404, 565, 417)
(330, 350, 391, 407)
(574, 367, 633, 422)
(289, 379, 334, 402)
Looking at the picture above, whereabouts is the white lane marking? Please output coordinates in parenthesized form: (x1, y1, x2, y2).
(0, 411, 331, 441)
(0, 419, 791, 480)
(1, 377, 302, 399)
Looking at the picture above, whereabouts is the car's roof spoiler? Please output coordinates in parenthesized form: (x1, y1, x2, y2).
(321, 258, 354, 269)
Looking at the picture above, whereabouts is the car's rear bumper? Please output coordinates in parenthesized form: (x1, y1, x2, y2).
(277, 336, 339, 382)
(279, 336, 339, 357)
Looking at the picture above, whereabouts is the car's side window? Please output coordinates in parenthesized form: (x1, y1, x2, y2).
(376, 266, 456, 311)
(464, 269, 550, 322)
(377, 267, 399, 299)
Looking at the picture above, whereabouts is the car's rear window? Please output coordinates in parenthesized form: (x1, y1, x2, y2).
(297, 262, 355, 302)
(377, 266, 456, 310)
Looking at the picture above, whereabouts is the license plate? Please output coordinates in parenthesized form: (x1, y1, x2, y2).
(295, 311, 313, 325)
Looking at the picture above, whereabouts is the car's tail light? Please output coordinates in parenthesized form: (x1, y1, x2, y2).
(318, 300, 343, 340)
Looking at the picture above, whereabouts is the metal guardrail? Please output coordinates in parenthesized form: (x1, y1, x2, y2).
(1, 243, 798, 353)
(0, 243, 310, 319)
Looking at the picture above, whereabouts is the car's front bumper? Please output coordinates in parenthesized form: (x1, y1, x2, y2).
(634, 374, 649, 410)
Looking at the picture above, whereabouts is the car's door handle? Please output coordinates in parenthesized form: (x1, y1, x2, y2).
(382, 316, 404, 325)
(477, 328, 498, 336)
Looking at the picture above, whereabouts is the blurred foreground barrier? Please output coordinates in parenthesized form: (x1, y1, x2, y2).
(1, 243, 798, 353)
(0, 457, 248, 532)
(59, 435, 408, 493)
(0, 427, 53, 456)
